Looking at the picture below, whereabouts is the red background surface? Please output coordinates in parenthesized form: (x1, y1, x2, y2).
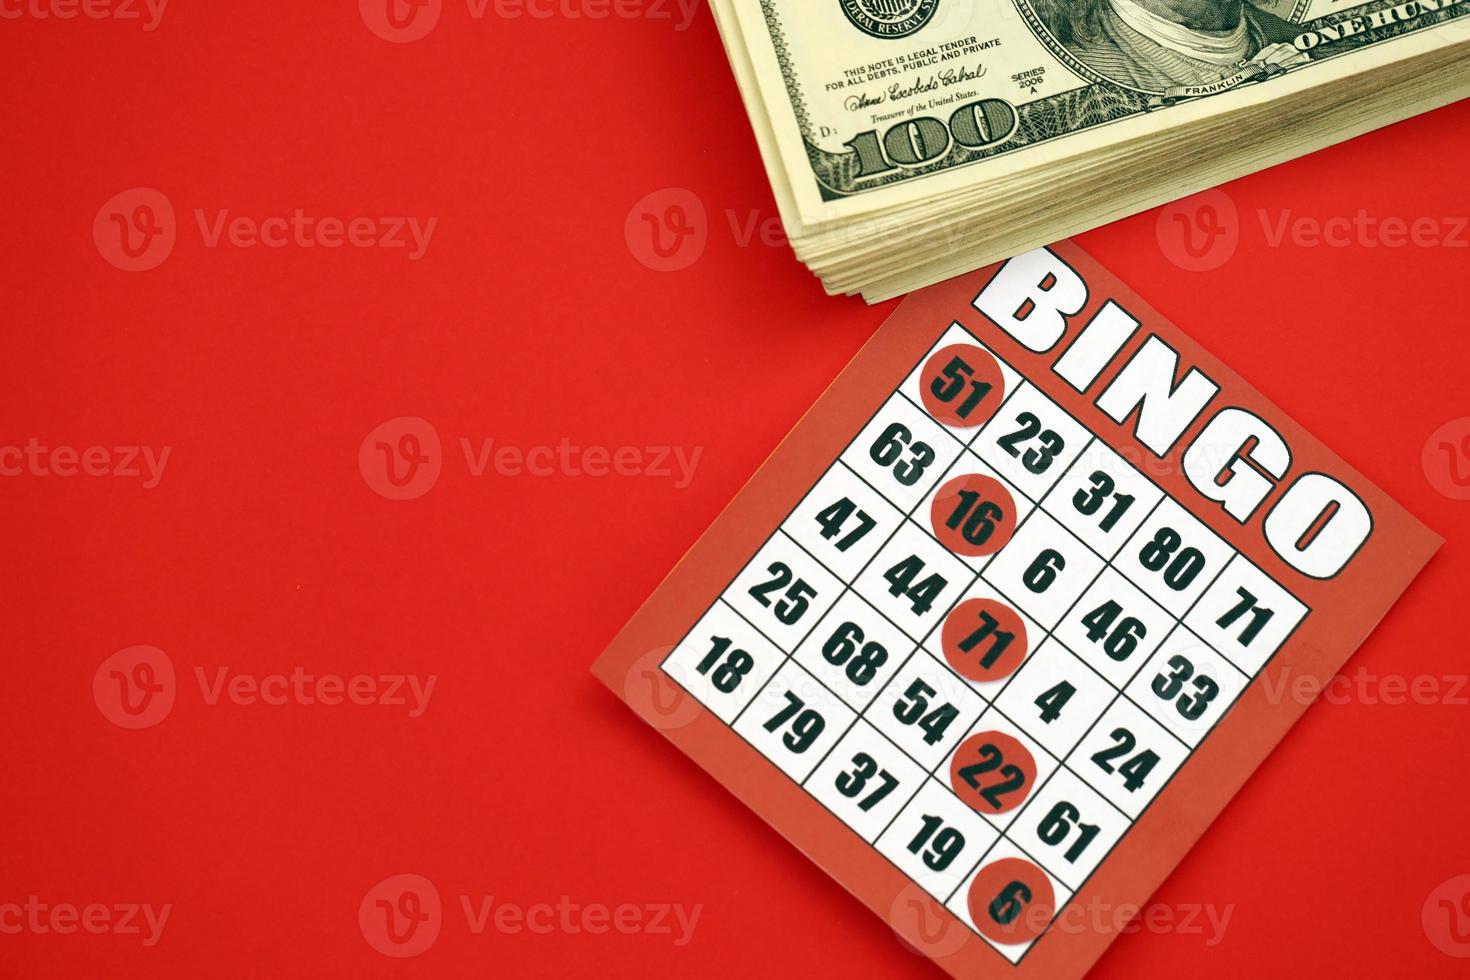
(1, 3, 1466, 978)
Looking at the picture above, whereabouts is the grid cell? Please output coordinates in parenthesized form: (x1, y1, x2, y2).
(1183, 554, 1309, 676)
(725, 532, 844, 652)
(805, 721, 928, 842)
(733, 659, 857, 783)
(661, 601, 788, 722)
(792, 590, 917, 711)
(783, 462, 907, 582)
(1041, 439, 1164, 560)
(842, 393, 965, 513)
(972, 382, 1094, 503)
(981, 509, 1105, 630)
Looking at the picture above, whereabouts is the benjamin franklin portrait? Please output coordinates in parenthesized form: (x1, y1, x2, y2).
(1031, 0, 1309, 92)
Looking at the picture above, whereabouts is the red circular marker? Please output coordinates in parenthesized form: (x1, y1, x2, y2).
(967, 858, 1056, 946)
(930, 473, 1017, 557)
(949, 731, 1037, 815)
(941, 598, 1029, 683)
(919, 344, 1006, 428)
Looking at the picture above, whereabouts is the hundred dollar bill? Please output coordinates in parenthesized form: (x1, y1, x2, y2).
(725, 0, 1469, 228)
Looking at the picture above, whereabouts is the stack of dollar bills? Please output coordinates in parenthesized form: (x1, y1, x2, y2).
(709, 0, 1470, 301)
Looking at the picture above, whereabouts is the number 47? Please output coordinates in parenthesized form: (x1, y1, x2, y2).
(815, 497, 876, 552)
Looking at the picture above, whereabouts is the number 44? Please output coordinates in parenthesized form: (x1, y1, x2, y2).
(884, 556, 948, 616)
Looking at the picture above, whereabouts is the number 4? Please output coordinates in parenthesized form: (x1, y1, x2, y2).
(1033, 681, 1075, 724)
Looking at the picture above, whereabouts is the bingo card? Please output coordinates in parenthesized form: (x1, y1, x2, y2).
(593, 241, 1439, 979)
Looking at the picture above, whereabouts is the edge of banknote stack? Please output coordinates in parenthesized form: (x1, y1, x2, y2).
(709, 0, 1470, 302)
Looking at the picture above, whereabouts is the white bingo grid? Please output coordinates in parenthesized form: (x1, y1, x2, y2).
(659, 321, 1310, 964)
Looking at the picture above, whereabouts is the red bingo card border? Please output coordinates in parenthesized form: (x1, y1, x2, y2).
(593, 240, 1439, 980)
